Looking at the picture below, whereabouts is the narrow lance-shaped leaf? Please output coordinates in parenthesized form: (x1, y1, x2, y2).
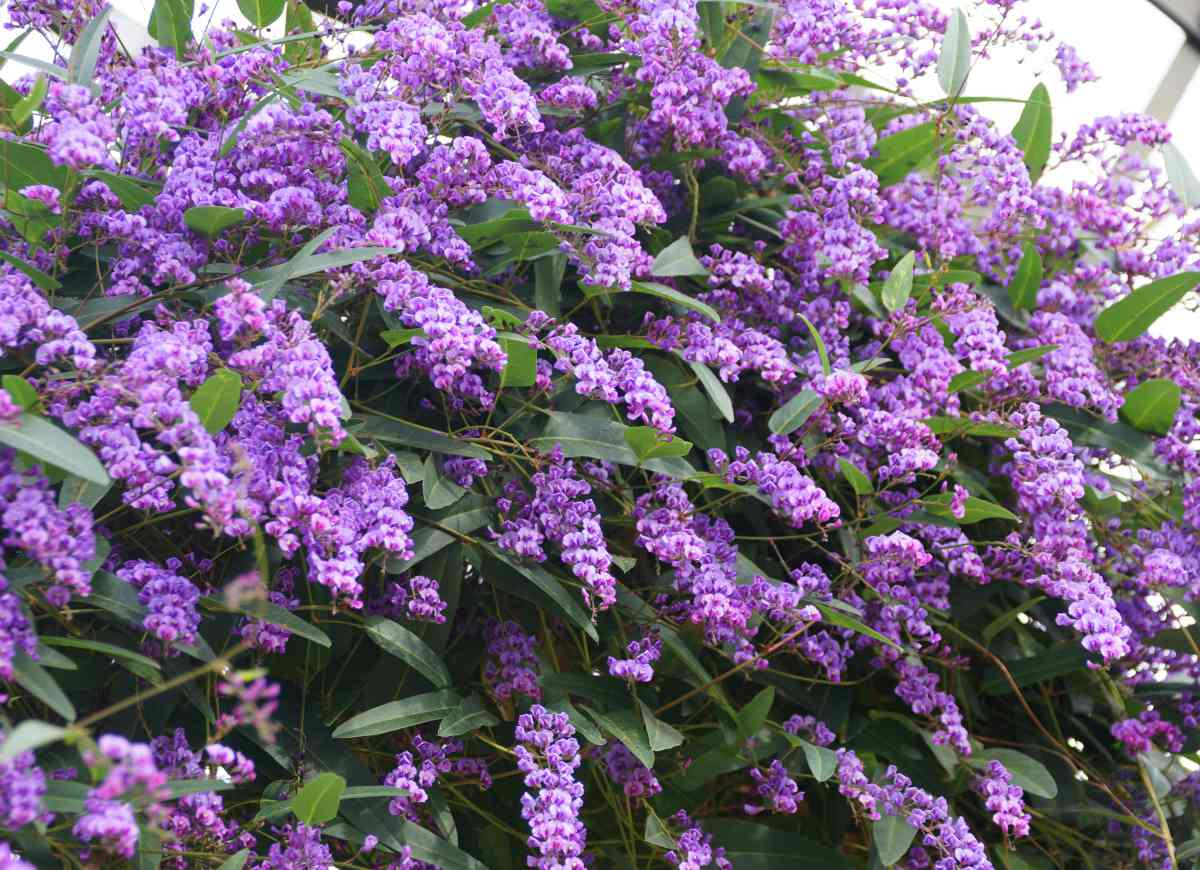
(1012, 83, 1052, 181)
(1007, 241, 1042, 310)
(881, 252, 915, 313)
(1119, 378, 1181, 435)
(1094, 272, 1200, 343)
(0, 414, 109, 486)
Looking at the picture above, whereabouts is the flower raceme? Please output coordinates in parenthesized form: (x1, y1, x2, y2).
(0, 0, 1196, 867)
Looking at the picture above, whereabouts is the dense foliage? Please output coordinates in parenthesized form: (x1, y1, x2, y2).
(1, 0, 1200, 867)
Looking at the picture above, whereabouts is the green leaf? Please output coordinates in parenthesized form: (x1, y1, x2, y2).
(1045, 403, 1170, 479)
(332, 690, 462, 739)
(644, 814, 676, 850)
(631, 280, 721, 323)
(67, 6, 113, 84)
(534, 252, 566, 316)
(881, 252, 916, 313)
(189, 369, 243, 434)
(484, 544, 599, 642)
(355, 413, 490, 459)
(161, 779, 235, 798)
(799, 739, 837, 782)
(387, 507, 490, 573)
(0, 250, 59, 291)
(1, 375, 37, 410)
(980, 643, 1091, 694)
(923, 416, 1015, 438)
(922, 494, 1019, 524)
(981, 597, 1046, 644)
(149, 0, 194, 54)
(811, 600, 902, 651)
(937, 7, 971, 97)
(1163, 142, 1200, 208)
(216, 850, 250, 870)
(11, 651, 75, 722)
(389, 820, 490, 870)
(529, 411, 694, 478)
(341, 786, 413, 800)
(639, 701, 684, 752)
(237, 0, 286, 26)
(364, 616, 452, 689)
(874, 814, 918, 866)
(700, 820, 854, 869)
(0, 413, 109, 486)
(797, 313, 831, 377)
(1007, 242, 1043, 310)
(867, 122, 941, 187)
(1006, 344, 1059, 368)
(584, 705, 655, 768)
(650, 236, 709, 277)
(184, 206, 247, 238)
(423, 455, 466, 511)
(737, 687, 775, 741)
(1119, 378, 1181, 436)
(689, 361, 734, 422)
(11, 74, 47, 128)
(437, 694, 500, 737)
(498, 333, 537, 388)
(0, 141, 68, 192)
(0, 720, 67, 762)
(968, 749, 1058, 799)
(1094, 272, 1200, 343)
(624, 426, 692, 461)
(40, 636, 163, 672)
(293, 772, 346, 825)
(768, 389, 822, 436)
(202, 595, 331, 648)
(839, 458, 873, 495)
(1012, 83, 1052, 182)
(86, 171, 160, 211)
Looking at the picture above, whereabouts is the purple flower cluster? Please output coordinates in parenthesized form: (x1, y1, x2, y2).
(74, 736, 167, 859)
(607, 633, 662, 683)
(118, 559, 202, 651)
(515, 705, 587, 870)
(975, 761, 1030, 838)
(600, 741, 661, 801)
(484, 619, 541, 701)
(0, 732, 46, 830)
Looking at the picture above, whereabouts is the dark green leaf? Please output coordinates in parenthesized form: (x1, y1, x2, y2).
(650, 237, 709, 277)
(389, 820, 489, 870)
(937, 8, 971, 97)
(689, 361, 734, 422)
(149, 0, 194, 54)
(881, 252, 916, 313)
(293, 772, 346, 825)
(184, 206, 247, 238)
(980, 643, 1091, 694)
(437, 694, 500, 737)
(484, 544, 599, 642)
(874, 814, 918, 866)
(799, 739, 837, 782)
(355, 413, 490, 459)
(86, 171, 160, 210)
(0, 414, 109, 486)
(839, 458, 873, 495)
(0, 250, 59, 291)
(364, 616, 452, 689)
(341, 786, 413, 800)
(40, 636, 163, 672)
(768, 389, 822, 435)
(161, 779, 235, 798)
(631, 280, 721, 323)
(423, 455, 466, 511)
(207, 593, 332, 648)
(1012, 83, 1052, 181)
(797, 313, 831, 376)
(584, 705, 654, 768)
(644, 814, 676, 850)
(811, 600, 901, 650)
(867, 121, 940, 187)
(968, 749, 1058, 799)
(332, 690, 462, 739)
(237, 0, 287, 26)
(1119, 378, 1181, 436)
(1094, 272, 1200, 343)
(12, 651, 75, 722)
(534, 252, 566, 316)
(737, 687, 775, 741)
(387, 507, 490, 573)
(1007, 242, 1043, 310)
(529, 411, 694, 478)
(189, 369, 243, 434)
(10, 74, 46, 127)
(700, 820, 853, 869)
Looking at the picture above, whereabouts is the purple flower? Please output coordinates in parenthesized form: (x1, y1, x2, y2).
(0, 732, 46, 830)
(514, 705, 587, 870)
(607, 633, 661, 683)
(975, 761, 1030, 837)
